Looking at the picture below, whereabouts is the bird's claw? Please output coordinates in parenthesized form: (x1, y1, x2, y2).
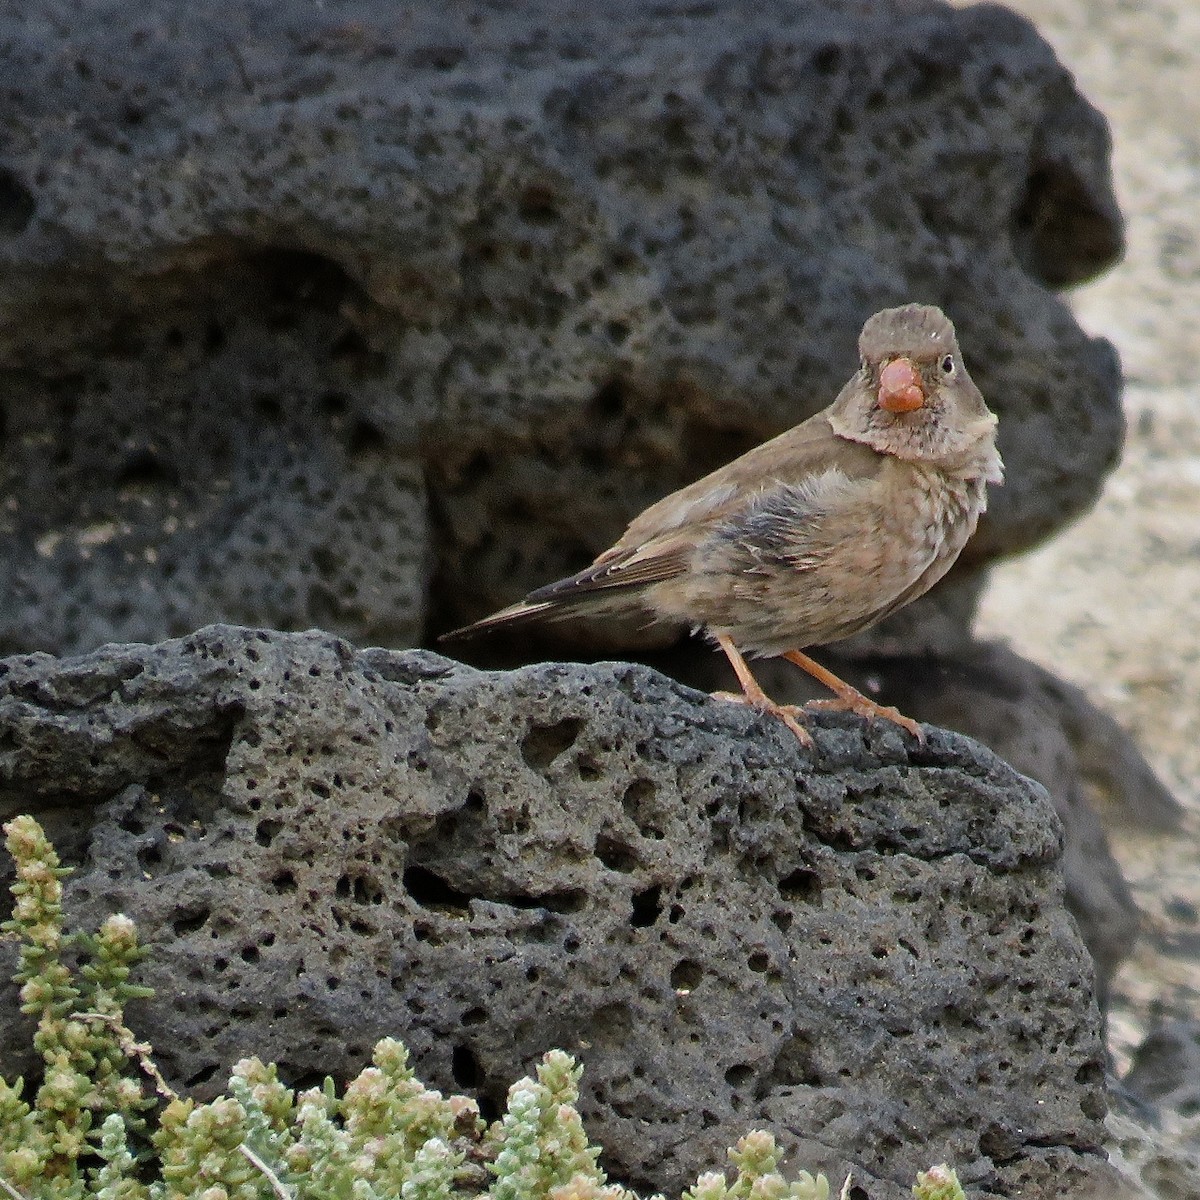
(803, 695, 925, 742)
(711, 690, 815, 746)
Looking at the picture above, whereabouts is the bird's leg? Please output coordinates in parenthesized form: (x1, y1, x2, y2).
(712, 634, 813, 745)
(781, 649, 924, 742)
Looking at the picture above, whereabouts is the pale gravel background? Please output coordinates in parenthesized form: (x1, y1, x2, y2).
(961, 0, 1200, 1147)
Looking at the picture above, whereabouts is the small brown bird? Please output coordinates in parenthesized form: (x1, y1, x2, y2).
(445, 304, 1002, 745)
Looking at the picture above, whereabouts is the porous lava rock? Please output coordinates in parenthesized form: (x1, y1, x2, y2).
(653, 638, 1178, 1006)
(0, 0, 1123, 655)
(0, 626, 1128, 1199)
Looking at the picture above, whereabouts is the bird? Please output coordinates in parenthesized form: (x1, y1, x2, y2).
(443, 303, 1003, 746)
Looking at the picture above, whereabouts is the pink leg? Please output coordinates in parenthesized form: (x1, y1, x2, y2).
(782, 649, 924, 742)
(712, 634, 813, 746)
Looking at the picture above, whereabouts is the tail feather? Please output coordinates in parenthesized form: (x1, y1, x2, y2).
(438, 599, 560, 643)
(441, 555, 666, 642)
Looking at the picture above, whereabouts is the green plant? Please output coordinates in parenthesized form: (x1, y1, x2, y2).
(0, 816, 966, 1200)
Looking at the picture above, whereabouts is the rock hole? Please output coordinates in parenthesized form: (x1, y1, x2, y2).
(521, 717, 584, 769)
(748, 951, 770, 973)
(137, 844, 163, 871)
(462, 1006, 488, 1026)
(349, 419, 385, 456)
(172, 907, 211, 937)
(255, 393, 283, 419)
(978, 1122, 1018, 1160)
(670, 959, 702, 990)
(410, 43, 467, 71)
(271, 870, 297, 894)
(726, 1064, 753, 1088)
(336, 873, 384, 905)
(630, 885, 663, 928)
(184, 1061, 219, 1088)
(532, 890, 586, 914)
(595, 834, 638, 873)
(330, 325, 370, 362)
(255, 819, 282, 847)
(517, 182, 559, 224)
(403, 865, 472, 915)
(1012, 163, 1122, 288)
(621, 778, 664, 837)
(812, 44, 842, 74)
(452, 1043, 482, 1088)
(287, 1069, 327, 1093)
(575, 753, 603, 781)
(761, 1033, 822, 1095)
(0, 169, 35, 235)
(115, 449, 179, 492)
(778, 867, 821, 903)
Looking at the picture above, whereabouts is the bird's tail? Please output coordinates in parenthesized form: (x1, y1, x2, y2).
(438, 598, 561, 643)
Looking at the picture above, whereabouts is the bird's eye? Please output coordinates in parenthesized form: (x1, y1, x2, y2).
(940, 354, 955, 375)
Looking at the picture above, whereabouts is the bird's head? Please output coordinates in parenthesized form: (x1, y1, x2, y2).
(828, 303, 1002, 480)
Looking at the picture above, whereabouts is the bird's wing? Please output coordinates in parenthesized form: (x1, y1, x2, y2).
(441, 415, 884, 641)
(615, 415, 885, 548)
(530, 417, 887, 602)
(526, 533, 694, 601)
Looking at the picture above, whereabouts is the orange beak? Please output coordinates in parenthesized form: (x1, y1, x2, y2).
(877, 357, 925, 413)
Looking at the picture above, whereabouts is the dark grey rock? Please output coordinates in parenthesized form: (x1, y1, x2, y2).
(1124, 1021, 1200, 1114)
(648, 637, 1174, 1007)
(0, 627, 1127, 1198)
(0, 0, 1122, 656)
(849, 641, 1183, 1007)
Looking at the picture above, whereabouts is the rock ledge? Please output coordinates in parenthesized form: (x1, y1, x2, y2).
(0, 626, 1124, 1198)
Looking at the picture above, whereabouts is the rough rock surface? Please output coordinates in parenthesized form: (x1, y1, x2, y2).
(0, 626, 1126, 1199)
(0, 0, 1123, 655)
(854, 641, 1182, 1005)
(646, 636, 1173, 1006)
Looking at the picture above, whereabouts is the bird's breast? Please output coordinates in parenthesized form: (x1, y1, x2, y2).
(893, 462, 988, 564)
(657, 459, 988, 655)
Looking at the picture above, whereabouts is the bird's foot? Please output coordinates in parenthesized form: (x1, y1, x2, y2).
(780, 648, 924, 742)
(804, 692, 924, 742)
(711, 690, 814, 746)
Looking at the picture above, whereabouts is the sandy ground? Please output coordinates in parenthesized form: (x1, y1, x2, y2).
(962, 0, 1200, 1173)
